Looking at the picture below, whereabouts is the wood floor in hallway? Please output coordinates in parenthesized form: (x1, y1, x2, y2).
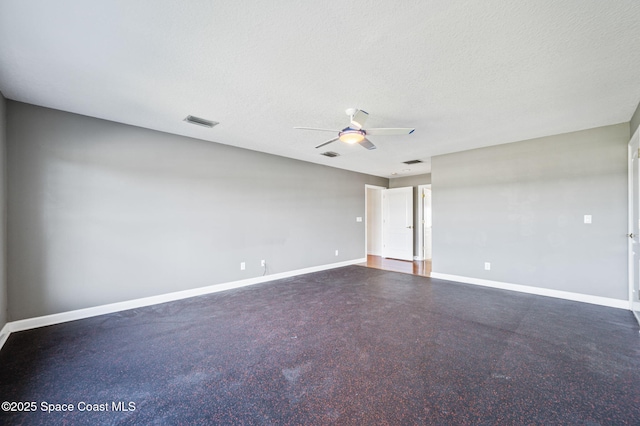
(358, 254, 431, 277)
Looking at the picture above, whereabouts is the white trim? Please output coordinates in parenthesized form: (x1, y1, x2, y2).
(0, 323, 10, 349)
(627, 135, 635, 310)
(417, 184, 431, 261)
(431, 272, 629, 310)
(416, 186, 423, 260)
(416, 184, 428, 261)
(628, 127, 640, 319)
(0, 258, 365, 350)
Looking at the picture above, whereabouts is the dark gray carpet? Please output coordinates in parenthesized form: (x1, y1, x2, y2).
(1, 266, 639, 425)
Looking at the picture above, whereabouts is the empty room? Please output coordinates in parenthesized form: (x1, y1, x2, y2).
(1, 1, 640, 424)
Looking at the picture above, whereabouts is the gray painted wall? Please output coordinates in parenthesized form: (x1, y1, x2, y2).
(7, 101, 387, 320)
(431, 124, 629, 300)
(388, 173, 431, 189)
(366, 188, 382, 256)
(389, 173, 431, 257)
(0, 92, 6, 328)
(632, 100, 640, 137)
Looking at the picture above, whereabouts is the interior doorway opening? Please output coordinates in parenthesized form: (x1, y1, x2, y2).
(362, 184, 431, 277)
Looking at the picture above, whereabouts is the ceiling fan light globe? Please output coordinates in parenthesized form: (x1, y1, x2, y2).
(339, 130, 365, 144)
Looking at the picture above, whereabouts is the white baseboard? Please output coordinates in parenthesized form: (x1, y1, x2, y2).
(0, 323, 10, 350)
(0, 258, 366, 351)
(430, 272, 629, 310)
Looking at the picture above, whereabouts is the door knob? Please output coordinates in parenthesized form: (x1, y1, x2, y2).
(406, 226, 413, 229)
(629, 233, 635, 238)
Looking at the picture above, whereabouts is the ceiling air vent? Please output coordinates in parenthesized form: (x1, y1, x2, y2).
(321, 151, 340, 158)
(403, 159, 423, 165)
(184, 115, 219, 128)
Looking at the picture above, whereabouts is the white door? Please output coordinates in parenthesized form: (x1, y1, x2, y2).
(382, 187, 414, 261)
(628, 129, 640, 321)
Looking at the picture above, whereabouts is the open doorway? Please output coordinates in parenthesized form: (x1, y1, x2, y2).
(361, 184, 430, 277)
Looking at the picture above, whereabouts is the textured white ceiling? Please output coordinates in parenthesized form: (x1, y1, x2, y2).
(1, 0, 639, 178)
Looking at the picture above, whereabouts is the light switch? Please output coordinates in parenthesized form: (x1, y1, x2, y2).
(356, 217, 362, 222)
(584, 215, 592, 224)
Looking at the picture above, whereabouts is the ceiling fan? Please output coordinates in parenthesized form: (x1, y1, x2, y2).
(294, 108, 415, 150)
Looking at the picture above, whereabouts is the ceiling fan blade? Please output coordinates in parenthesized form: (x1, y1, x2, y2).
(294, 127, 340, 133)
(365, 128, 415, 136)
(350, 109, 369, 129)
(315, 137, 340, 149)
(358, 138, 376, 150)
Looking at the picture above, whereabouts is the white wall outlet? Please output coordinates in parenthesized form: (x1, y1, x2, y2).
(356, 217, 362, 222)
(261, 260, 266, 267)
(584, 215, 592, 224)
(484, 262, 491, 270)
(240, 262, 246, 270)
(335, 250, 339, 256)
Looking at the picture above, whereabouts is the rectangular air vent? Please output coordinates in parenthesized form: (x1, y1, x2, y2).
(403, 159, 423, 165)
(184, 115, 219, 128)
(321, 151, 340, 158)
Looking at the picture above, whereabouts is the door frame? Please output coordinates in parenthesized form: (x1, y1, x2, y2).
(628, 127, 640, 324)
(417, 184, 432, 261)
(365, 184, 386, 259)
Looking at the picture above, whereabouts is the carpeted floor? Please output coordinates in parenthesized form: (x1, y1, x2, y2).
(1, 266, 639, 425)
